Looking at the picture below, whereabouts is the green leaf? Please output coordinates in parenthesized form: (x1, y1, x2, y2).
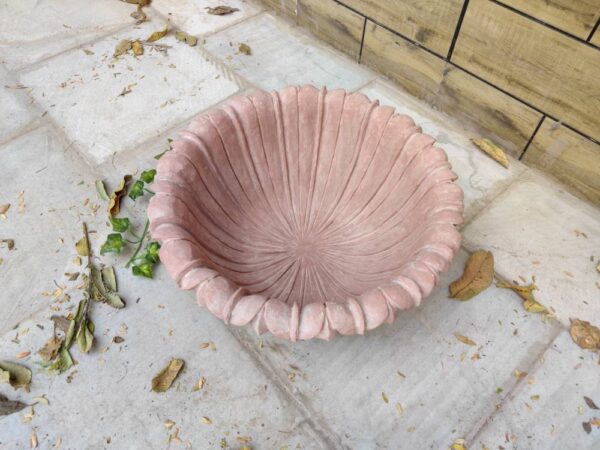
(0, 361, 32, 391)
(100, 233, 125, 254)
(109, 216, 130, 232)
(95, 180, 109, 201)
(73, 299, 87, 323)
(132, 262, 153, 278)
(75, 234, 89, 257)
(145, 241, 161, 264)
(128, 180, 145, 200)
(76, 319, 94, 353)
(91, 267, 125, 309)
(48, 348, 73, 374)
(64, 319, 76, 349)
(0, 369, 9, 384)
(101, 266, 118, 291)
(140, 169, 156, 183)
(154, 150, 167, 160)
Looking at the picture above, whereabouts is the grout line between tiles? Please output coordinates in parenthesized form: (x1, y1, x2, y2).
(518, 115, 545, 160)
(227, 327, 345, 450)
(466, 324, 565, 445)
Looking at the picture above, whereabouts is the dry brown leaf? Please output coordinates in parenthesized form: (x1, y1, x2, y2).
(471, 138, 509, 168)
(454, 333, 476, 346)
(114, 39, 132, 57)
(151, 358, 184, 392)
(206, 6, 239, 15)
(108, 175, 132, 216)
(381, 392, 389, 403)
(570, 319, 600, 350)
(147, 24, 169, 43)
(514, 369, 527, 379)
(584, 396, 599, 410)
(530, 394, 540, 401)
(583, 421, 592, 434)
(30, 430, 38, 449)
(449, 250, 494, 300)
(17, 191, 25, 213)
(192, 377, 206, 392)
(238, 42, 252, 55)
(496, 280, 547, 313)
(0, 203, 9, 216)
(132, 40, 144, 56)
(0, 393, 27, 416)
(200, 416, 212, 424)
(37, 336, 63, 361)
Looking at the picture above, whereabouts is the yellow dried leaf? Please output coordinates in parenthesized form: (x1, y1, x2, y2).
(496, 280, 547, 314)
(164, 419, 175, 429)
(192, 377, 206, 392)
(33, 396, 49, 406)
(30, 430, 38, 448)
(132, 40, 144, 56)
(17, 191, 25, 213)
(514, 369, 527, 379)
(114, 39, 132, 57)
(238, 42, 251, 55)
(0, 361, 32, 391)
(382, 392, 389, 403)
(108, 175, 132, 216)
(569, 319, 600, 350)
(449, 250, 494, 300)
(450, 438, 466, 450)
(175, 31, 198, 46)
(530, 395, 540, 401)
(471, 138, 509, 168)
(151, 358, 184, 392)
(200, 416, 212, 424)
(396, 402, 404, 416)
(147, 24, 169, 42)
(454, 333, 476, 346)
(0, 203, 9, 215)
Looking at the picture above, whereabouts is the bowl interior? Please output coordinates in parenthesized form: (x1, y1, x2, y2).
(158, 86, 461, 308)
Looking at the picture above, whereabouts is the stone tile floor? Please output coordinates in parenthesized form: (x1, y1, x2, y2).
(0, 1, 599, 449)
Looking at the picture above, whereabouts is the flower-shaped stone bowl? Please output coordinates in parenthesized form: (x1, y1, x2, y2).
(148, 86, 464, 341)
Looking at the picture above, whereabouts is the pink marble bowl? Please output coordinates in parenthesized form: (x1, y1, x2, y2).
(148, 86, 464, 341)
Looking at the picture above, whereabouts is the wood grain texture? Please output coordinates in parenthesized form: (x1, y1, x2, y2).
(261, 0, 297, 18)
(591, 27, 600, 46)
(298, 0, 364, 60)
(340, 0, 463, 56)
(452, 0, 600, 142)
(434, 66, 543, 156)
(362, 23, 541, 156)
(523, 119, 600, 204)
(499, 0, 600, 39)
(361, 22, 446, 100)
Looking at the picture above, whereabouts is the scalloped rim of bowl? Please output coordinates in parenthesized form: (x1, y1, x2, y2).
(148, 85, 464, 341)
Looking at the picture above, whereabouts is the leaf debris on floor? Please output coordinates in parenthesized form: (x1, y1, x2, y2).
(151, 358, 185, 392)
(449, 250, 494, 300)
(471, 138, 509, 168)
(206, 6, 239, 15)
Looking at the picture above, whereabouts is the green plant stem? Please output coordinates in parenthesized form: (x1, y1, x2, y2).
(125, 219, 149, 268)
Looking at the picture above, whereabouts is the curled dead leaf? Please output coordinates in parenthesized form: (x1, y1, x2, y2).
(132, 40, 144, 56)
(147, 24, 169, 43)
(114, 39, 132, 57)
(496, 280, 547, 314)
(570, 319, 600, 350)
(0, 203, 9, 215)
(449, 250, 494, 300)
(206, 6, 239, 15)
(108, 175, 132, 216)
(151, 358, 184, 392)
(471, 138, 509, 168)
(584, 396, 599, 410)
(0, 361, 32, 391)
(0, 239, 14, 250)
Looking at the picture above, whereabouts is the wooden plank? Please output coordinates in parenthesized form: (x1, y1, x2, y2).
(452, 0, 600, 142)
(499, 0, 600, 39)
(523, 119, 600, 205)
(362, 23, 542, 156)
(298, 0, 364, 60)
(361, 21, 446, 100)
(261, 0, 297, 18)
(591, 27, 600, 46)
(340, 0, 463, 56)
(434, 66, 543, 156)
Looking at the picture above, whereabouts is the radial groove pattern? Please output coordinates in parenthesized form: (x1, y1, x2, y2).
(148, 86, 464, 341)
